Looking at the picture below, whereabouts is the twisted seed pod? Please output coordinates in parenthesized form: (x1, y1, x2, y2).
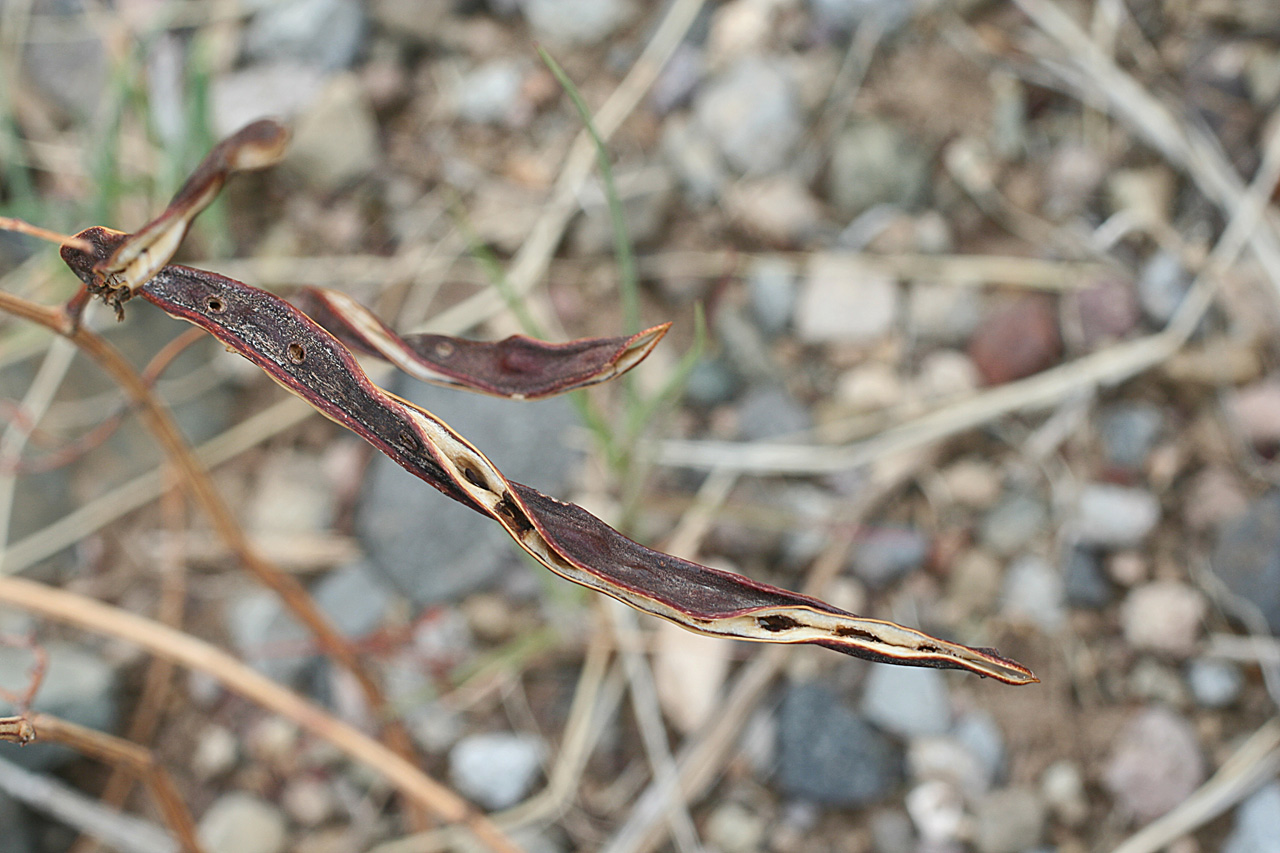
(63, 227, 1035, 685)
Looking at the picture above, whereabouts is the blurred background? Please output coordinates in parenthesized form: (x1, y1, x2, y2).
(2, 0, 1280, 852)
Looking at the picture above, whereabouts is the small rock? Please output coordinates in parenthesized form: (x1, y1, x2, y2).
(835, 362, 904, 412)
(226, 589, 313, 685)
(197, 793, 288, 853)
(285, 73, 380, 193)
(282, 777, 336, 827)
(724, 176, 823, 245)
(1001, 554, 1066, 632)
(980, 492, 1048, 556)
(905, 780, 965, 845)
(908, 737, 992, 794)
(851, 527, 929, 588)
(907, 282, 982, 346)
(357, 380, 578, 605)
(869, 808, 916, 853)
(1075, 276, 1141, 346)
(450, 733, 546, 810)
(1040, 760, 1088, 827)
(1212, 491, 1280, 633)
(576, 167, 674, 255)
(521, 0, 635, 45)
(796, 255, 900, 345)
(717, 300, 776, 385)
(0, 643, 117, 771)
(968, 296, 1062, 385)
(450, 60, 529, 126)
(1099, 403, 1164, 471)
(1107, 551, 1149, 587)
(746, 256, 799, 337)
(1075, 484, 1161, 547)
(736, 386, 812, 442)
(1121, 581, 1206, 656)
(192, 725, 239, 780)
(694, 57, 803, 176)
(1187, 659, 1244, 709)
(244, 0, 365, 71)
(1228, 378, 1280, 448)
(1063, 546, 1113, 609)
(1129, 659, 1190, 706)
(973, 787, 1046, 853)
(1103, 706, 1205, 822)
(827, 120, 931, 218)
(649, 42, 704, 115)
(953, 710, 1005, 787)
(1224, 781, 1280, 853)
(1109, 167, 1176, 229)
(684, 357, 743, 407)
(777, 683, 903, 805)
(1184, 467, 1250, 532)
(1138, 250, 1190, 324)
(947, 549, 1004, 617)
(211, 62, 327, 137)
(705, 802, 766, 853)
(861, 664, 951, 737)
(653, 618, 732, 735)
(939, 459, 1002, 509)
(248, 450, 338, 534)
(1045, 145, 1107, 219)
(913, 350, 980, 403)
(661, 115, 726, 201)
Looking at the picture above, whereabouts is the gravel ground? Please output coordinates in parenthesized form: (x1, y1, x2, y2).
(4, 1, 1280, 853)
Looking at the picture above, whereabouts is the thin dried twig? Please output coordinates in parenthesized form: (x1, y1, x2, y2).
(0, 574, 524, 853)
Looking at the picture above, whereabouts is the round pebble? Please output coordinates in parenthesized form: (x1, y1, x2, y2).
(1075, 484, 1161, 547)
(1104, 706, 1205, 821)
(1121, 580, 1206, 657)
(450, 732, 546, 810)
(197, 793, 288, 853)
(1186, 659, 1244, 709)
(973, 787, 1046, 853)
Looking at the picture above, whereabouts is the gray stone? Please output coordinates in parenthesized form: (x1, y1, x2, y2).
(953, 710, 1005, 787)
(869, 808, 915, 853)
(907, 282, 982, 346)
(1187, 659, 1244, 709)
(521, 0, 635, 45)
(684, 357, 742, 407)
(227, 561, 390, 685)
(571, 166, 674, 255)
(244, 0, 365, 71)
(1224, 782, 1280, 853)
(851, 527, 929, 588)
(796, 255, 900, 345)
(1063, 546, 1112, 608)
(809, 0, 920, 32)
(736, 386, 811, 442)
(356, 379, 578, 605)
(1212, 492, 1280, 633)
(660, 115, 726, 202)
(452, 60, 528, 126)
(449, 732, 546, 810)
(1075, 484, 1160, 547)
(828, 120, 930, 218)
(777, 683, 903, 805)
(747, 256, 798, 337)
(1040, 760, 1088, 827)
(860, 664, 951, 737)
(980, 492, 1047, 556)
(649, 42, 704, 115)
(0, 643, 116, 771)
(694, 57, 803, 176)
(0, 790, 33, 853)
(284, 73, 380, 193)
(724, 176, 823, 246)
(197, 792, 287, 853)
(1099, 403, 1163, 471)
(211, 62, 328, 137)
(1138, 250, 1190, 324)
(1121, 581, 1205, 657)
(973, 787, 1046, 853)
(705, 802, 766, 853)
(1002, 554, 1066, 632)
(1103, 706, 1205, 821)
